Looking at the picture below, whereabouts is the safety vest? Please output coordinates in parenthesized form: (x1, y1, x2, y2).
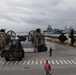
(45, 63, 50, 70)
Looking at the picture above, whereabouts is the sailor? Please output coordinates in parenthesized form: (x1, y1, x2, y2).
(49, 47, 53, 56)
(44, 59, 51, 75)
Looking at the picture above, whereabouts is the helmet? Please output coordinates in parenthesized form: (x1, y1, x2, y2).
(46, 58, 48, 62)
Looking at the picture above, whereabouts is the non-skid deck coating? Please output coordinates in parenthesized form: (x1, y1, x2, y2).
(21, 40, 35, 52)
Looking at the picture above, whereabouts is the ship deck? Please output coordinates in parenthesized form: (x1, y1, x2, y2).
(21, 38, 35, 52)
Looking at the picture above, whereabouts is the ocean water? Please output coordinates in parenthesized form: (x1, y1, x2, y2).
(16, 32, 28, 36)
(44, 33, 76, 37)
(16, 32, 76, 38)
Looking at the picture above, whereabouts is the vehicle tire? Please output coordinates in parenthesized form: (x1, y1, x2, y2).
(44, 46, 47, 51)
(38, 46, 41, 52)
(18, 57, 22, 61)
(5, 58, 10, 61)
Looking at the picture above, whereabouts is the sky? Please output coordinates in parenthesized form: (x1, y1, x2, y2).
(0, 0, 76, 32)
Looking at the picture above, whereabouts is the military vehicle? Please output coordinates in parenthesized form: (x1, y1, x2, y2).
(0, 29, 16, 50)
(28, 28, 47, 52)
(0, 29, 25, 61)
(1, 39, 24, 61)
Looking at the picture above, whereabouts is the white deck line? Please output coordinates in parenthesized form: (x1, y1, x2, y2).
(63, 60, 68, 64)
(44, 60, 46, 63)
(35, 61, 38, 65)
(31, 61, 34, 65)
(55, 60, 59, 64)
(9, 61, 15, 65)
(1, 61, 6, 65)
(5, 61, 10, 65)
(27, 60, 30, 65)
(59, 60, 64, 64)
(48, 60, 51, 64)
(0, 61, 3, 64)
(40, 60, 42, 65)
(14, 61, 19, 65)
(51, 60, 55, 64)
(67, 60, 72, 64)
(22, 61, 26, 65)
(18, 61, 22, 65)
(71, 60, 76, 64)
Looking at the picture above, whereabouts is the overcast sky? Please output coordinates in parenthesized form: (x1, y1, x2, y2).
(0, 0, 76, 32)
